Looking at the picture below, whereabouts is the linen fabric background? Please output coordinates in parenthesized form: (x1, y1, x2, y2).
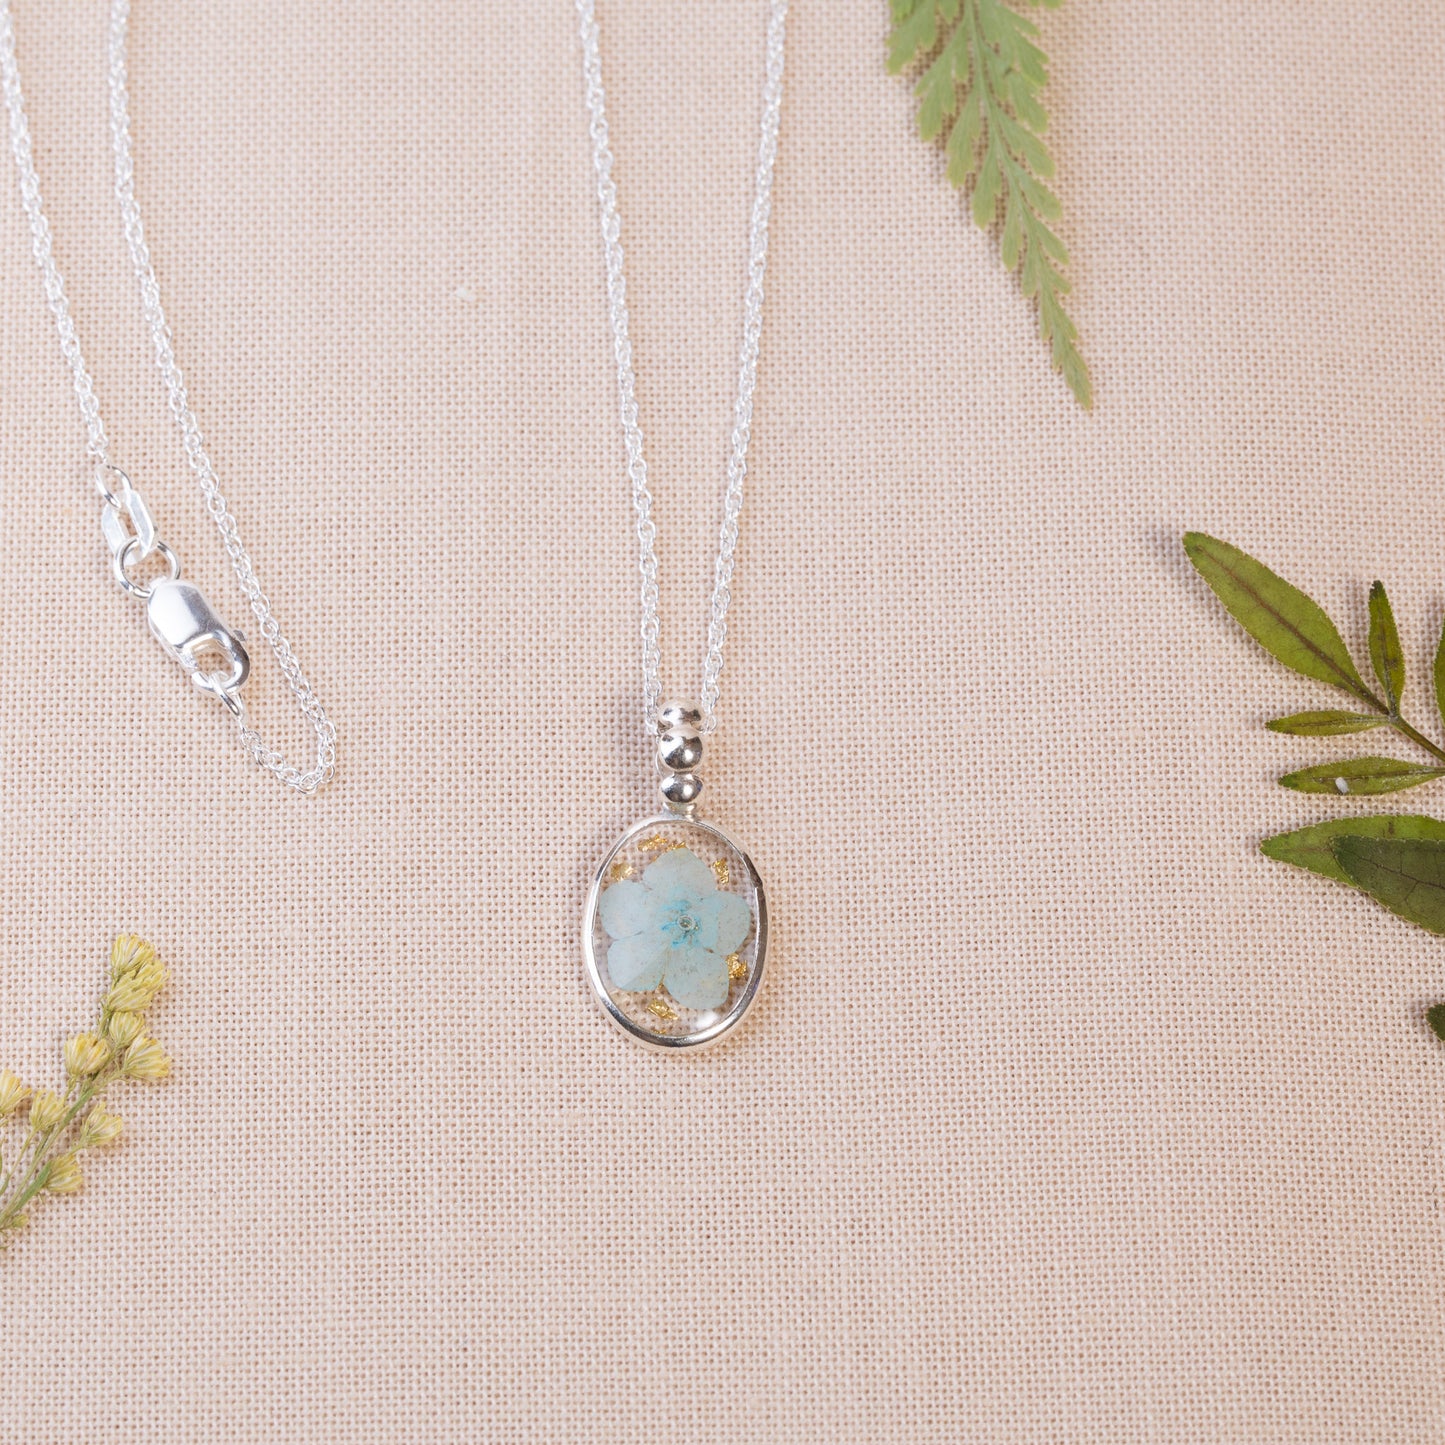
(0, 2, 1441, 1440)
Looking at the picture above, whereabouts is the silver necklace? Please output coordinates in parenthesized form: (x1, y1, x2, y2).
(0, 0, 336, 794)
(576, 0, 787, 1049)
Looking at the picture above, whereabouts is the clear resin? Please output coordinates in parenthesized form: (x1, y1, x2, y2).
(583, 815, 768, 1049)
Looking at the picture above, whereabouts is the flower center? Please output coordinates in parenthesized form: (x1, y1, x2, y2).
(676, 912, 698, 935)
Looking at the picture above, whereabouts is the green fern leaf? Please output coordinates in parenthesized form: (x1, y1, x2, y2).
(889, 0, 942, 70)
(888, 0, 1090, 407)
(973, 145, 1003, 227)
(917, 52, 958, 139)
(999, 186, 1023, 269)
(945, 96, 984, 184)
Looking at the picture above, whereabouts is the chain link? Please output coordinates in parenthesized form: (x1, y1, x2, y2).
(575, 0, 787, 739)
(0, 7, 108, 463)
(105, 0, 333, 791)
(0, 0, 335, 793)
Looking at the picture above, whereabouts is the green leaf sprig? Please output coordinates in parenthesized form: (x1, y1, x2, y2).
(888, 0, 1090, 406)
(1186, 532, 1445, 1040)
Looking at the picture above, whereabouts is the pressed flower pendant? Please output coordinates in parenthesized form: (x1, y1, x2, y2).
(583, 814, 768, 1049)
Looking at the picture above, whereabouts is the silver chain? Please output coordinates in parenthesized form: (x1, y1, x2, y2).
(575, 0, 787, 738)
(0, 0, 336, 793)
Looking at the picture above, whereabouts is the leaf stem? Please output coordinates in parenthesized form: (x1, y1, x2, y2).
(1347, 680, 1445, 765)
(1346, 674, 1445, 764)
(1388, 716, 1445, 766)
(1312, 660, 1445, 768)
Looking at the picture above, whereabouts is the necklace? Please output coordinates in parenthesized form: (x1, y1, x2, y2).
(0, 0, 336, 794)
(575, 0, 787, 1049)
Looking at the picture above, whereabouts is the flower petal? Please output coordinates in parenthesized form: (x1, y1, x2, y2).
(644, 847, 716, 903)
(664, 944, 730, 1010)
(598, 879, 654, 940)
(607, 929, 668, 992)
(692, 892, 752, 954)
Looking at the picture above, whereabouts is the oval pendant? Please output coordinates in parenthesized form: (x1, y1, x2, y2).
(583, 814, 768, 1049)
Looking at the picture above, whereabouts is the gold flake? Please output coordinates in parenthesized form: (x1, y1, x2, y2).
(638, 834, 671, 853)
(711, 858, 730, 886)
(645, 997, 678, 1021)
(727, 953, 747, 982)
(607, 862, 637, 883)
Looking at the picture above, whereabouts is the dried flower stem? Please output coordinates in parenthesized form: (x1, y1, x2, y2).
(0, 936, 171, 1246)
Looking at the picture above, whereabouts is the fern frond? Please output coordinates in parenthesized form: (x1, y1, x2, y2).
(889, 0, 1090, 407)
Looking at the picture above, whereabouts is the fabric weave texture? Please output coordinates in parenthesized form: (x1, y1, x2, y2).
(0, 2, 1442, 1441)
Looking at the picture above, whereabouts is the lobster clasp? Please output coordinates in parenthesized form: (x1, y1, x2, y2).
(145, 578, 251, 704)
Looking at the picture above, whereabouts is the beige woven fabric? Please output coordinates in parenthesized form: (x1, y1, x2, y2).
(1, 1, 1442, 1439)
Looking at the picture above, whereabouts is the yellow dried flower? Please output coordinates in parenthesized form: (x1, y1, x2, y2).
(104, 958, 167, 1014)
(0, 1068, 30, 1117)
(109, 934, 156, 982)
(0, 935, 173, 1247)
(64, 1032, 111, 1079)
(105, 1011, 144, 1051)
(120, 1037, 170, 1081)
(27, 1088, 64, 1133)
(76, 1106, 123, 1150)
(45, 1153, 83, 1195)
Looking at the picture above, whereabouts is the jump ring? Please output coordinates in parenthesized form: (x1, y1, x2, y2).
(214, 687, 246, 722)
(92, 461, 133, 510)
(112, 535, 179, 600)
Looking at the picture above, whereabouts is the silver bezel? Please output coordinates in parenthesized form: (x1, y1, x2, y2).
(582, 814, 769, 1051)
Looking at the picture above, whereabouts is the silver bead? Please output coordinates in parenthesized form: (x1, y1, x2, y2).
(659, 772, 703, 809)
(657, 729, 703, 772)
(657, 701, 702, 732)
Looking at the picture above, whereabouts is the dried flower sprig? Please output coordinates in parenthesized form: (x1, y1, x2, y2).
(0, 935, 171, 1246)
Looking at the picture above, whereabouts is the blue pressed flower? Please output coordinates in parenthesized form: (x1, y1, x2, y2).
(598, 847, 752, 1010)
